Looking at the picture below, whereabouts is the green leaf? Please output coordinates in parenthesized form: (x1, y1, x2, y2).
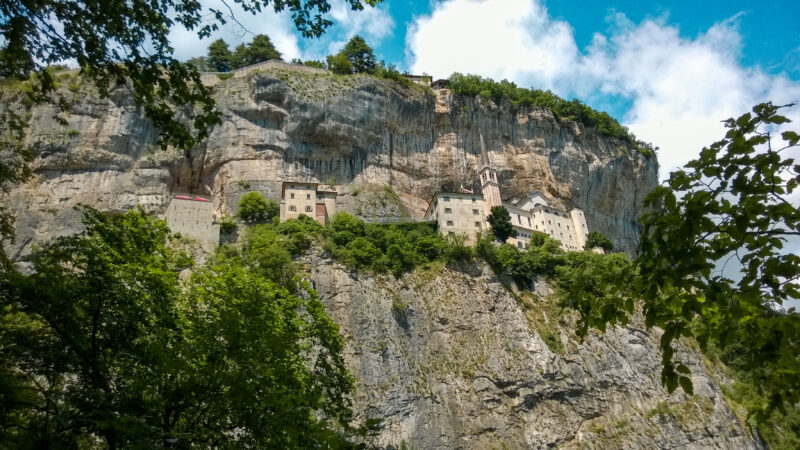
(678, 376, 694, 395)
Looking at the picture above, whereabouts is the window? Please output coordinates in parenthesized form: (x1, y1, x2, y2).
(472, 197, 476, 202)
(517, 241, 523, 248)
(289, 205, 296, 211)
(527, 217, 531, 226)
(446, 220, 454, 226)
(445, 208, 452, 214)
(448, 231, 455, 236)
(473, 209, 479, 215)
(290, 193, 295, 199)
(306, 194, 311, 200)
(305, 206, 312, 212)
(475, 222, 481, 228)
(443, 196, 450, 202)
(517, 214, 521, 223)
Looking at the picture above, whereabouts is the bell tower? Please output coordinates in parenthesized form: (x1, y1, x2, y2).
(479, 132, 502, 217)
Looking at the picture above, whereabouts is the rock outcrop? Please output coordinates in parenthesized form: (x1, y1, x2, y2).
(304, 250, 756, 449)
(2, 63, 656, 262)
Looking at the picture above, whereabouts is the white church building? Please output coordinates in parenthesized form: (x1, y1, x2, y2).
(424, 134, 590, 251)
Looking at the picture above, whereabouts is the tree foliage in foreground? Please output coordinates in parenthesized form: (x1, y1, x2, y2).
(637, 102, 799, 410)
(0, 207, 354, 447)
(562, 102, 800, 415)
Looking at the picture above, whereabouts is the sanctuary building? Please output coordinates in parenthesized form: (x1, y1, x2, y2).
(424, 135, 589, 251)
(164, 194, 221, 250)
(279, 182, 338, 226)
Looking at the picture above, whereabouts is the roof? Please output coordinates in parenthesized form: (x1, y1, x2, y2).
(172, 194, 212, 202)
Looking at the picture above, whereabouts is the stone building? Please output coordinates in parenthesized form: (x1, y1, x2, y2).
(425, 134, 590, 251)
(164, 195, 220, 249)
(424, 192, 487, 243)
(280, 182, 337, 225)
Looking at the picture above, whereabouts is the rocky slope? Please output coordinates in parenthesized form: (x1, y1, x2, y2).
(2, 62, 656, 262)
(304, 250, 756, 449)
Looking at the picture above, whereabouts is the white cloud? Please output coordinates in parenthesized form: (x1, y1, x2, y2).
(407, 0, 578, 92)
(168, 0, 301, 62)
(300, 0, 395, 61)
(407, 0, 800, 178)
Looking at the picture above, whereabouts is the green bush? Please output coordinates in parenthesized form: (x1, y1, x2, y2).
(219, 214, 238, 234)
(584, 230, 613, 251)
(238, 192, 279, 223)
(324, 213, 447, 276)
(443, 234, 474, 264)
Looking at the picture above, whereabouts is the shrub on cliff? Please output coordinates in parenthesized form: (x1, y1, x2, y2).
(584, 231, 613, 252)
(238, 192, 279, 223)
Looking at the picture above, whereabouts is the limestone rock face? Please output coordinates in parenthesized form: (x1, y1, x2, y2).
(3, 66, 656, 261)
(2, 67, 756, 448)
(304, 250, 757, 449)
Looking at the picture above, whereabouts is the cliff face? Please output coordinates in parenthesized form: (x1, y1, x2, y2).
(304, 251, 755, 449)
(2, 64, 656, 262)
(1, 66, 756, 448)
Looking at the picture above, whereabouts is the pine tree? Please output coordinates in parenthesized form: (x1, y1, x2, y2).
(207, 39, 232, 72)
(487, 206, 518, 242)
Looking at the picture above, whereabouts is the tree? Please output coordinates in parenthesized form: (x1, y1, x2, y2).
(207, 39, 232, 72)
(341, 35, 376, 74)
(246, 34, 282, 65)
(327, 52, 353, 75)
(584, 230, 613, 252)
(564, 103, 800, 412)
(238, 192, 279, 223)
(186, 55, 209, 71)
(231, 43, 250, 70)
(0, 207, 355, 447)
(487, 206, 518, 242)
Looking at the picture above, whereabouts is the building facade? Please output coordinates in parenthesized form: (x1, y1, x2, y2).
(164, 195, 220, 249)
(280, 182, 338, 225)
(423, 193, 487, 243)
(424, 134, 591, 252)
